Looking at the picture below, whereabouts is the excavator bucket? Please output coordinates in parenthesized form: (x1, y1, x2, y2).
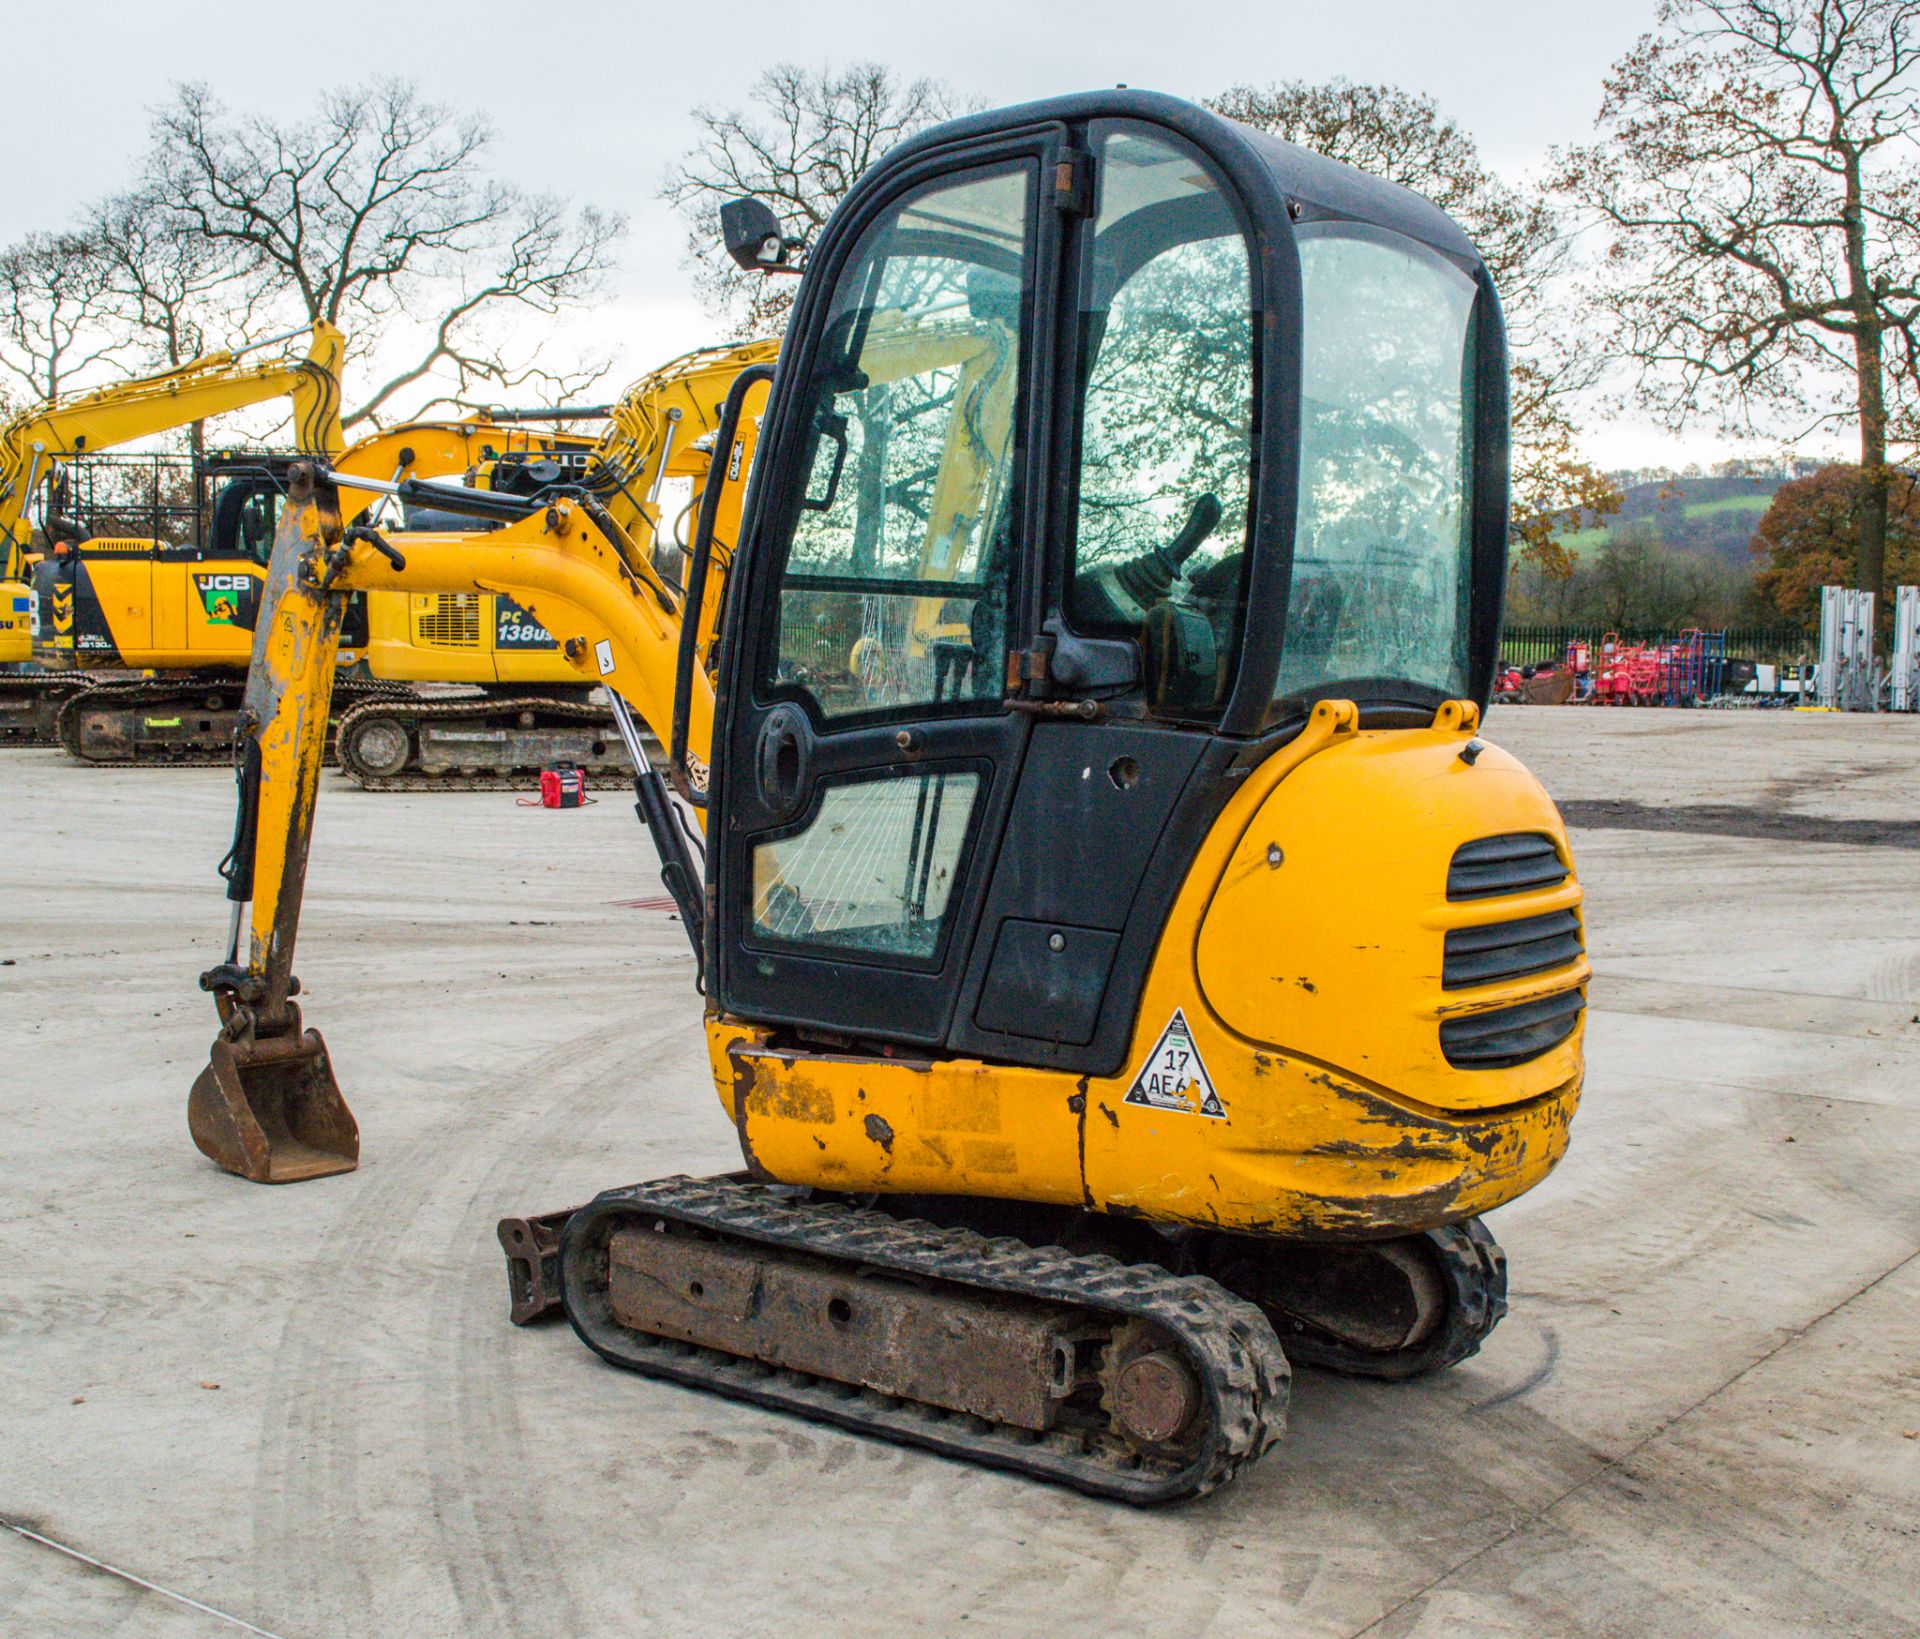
(188, 1009, 358, 1183)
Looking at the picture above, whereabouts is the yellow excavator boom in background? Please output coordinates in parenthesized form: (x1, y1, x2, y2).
(328, 340, 778, 789)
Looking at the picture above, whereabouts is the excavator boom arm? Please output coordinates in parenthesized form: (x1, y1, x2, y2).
(188, 454, 722, 1182)
(0, 322, 345, 578)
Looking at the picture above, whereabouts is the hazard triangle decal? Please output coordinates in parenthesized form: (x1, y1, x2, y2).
(1122, 1009, 1226, 1119)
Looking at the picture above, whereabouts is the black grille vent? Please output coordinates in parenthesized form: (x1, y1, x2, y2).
(1441, 990, 1585, 1069)
(1443, 909, 1583, 989)
(1448, 833, 1566, 900)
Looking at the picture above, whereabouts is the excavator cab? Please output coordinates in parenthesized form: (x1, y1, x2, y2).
(704, 93, 1533, 1080)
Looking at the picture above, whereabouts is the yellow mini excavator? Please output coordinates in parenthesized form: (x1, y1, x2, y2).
(192, 91, 1586, 1503)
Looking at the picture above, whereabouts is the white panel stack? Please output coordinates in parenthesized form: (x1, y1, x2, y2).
(1817, 586, 1878, 711)
(1892, 586, 1920, 712)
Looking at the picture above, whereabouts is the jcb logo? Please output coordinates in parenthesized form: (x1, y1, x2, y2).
(194, 572, 255, 628)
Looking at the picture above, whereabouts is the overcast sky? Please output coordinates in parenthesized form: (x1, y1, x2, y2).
(9, 0, 1767, 466)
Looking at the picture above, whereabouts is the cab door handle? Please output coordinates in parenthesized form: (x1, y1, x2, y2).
(755, 705, 809, 821)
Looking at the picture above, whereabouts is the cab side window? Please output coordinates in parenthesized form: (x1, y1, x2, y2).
(209, 477, 282, 566)
(1067, 127, 1256, 717)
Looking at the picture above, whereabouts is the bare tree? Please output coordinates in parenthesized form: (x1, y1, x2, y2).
(1211, 81, 1621, 575)
(0, 231, 128, 406)
(74, 189, 273, 457)
(146, 79, 624, 427)
(664, 64, 968, 338)
(86, 189, 263, 369)
(1554, 0, 1920, 610)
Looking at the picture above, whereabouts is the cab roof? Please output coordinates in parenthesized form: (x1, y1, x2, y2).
(881, 87, 1485, 273)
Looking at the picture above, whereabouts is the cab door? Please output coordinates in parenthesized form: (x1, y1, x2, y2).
(712, 141, 1062, 1045)
(188, 477, 277, 654)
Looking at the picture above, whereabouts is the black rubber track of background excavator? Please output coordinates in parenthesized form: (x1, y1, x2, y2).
(557, 1175, 1290, 1503)
(331, 692, 625, 790)
(55, 674, 407, 766)
(0, 673, 94, 747)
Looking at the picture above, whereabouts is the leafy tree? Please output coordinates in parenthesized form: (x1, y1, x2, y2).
(1210, 80, 1621, 575)
(1554, 0, 1920, 610)
(664, 64, 967, 339)
(1751, 461, 1920, 618)
(1507, 524, 1765, 627)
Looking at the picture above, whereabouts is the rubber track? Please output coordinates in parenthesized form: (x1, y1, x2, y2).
(1271, 1218, 1509, 1381)
(557, 1174, 1290, 1504)
(332, 692, 621, 791)
(0, 673, 95, 747)
(55, 675, 405, 767)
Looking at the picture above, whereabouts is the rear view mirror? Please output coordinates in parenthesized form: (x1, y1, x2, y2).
(721, 199, 804, 274)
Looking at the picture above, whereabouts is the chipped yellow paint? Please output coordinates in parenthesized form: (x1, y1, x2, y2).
(1194, 711, 1587, 1114)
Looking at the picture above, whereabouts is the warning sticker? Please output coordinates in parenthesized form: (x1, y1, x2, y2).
(1123, 1009, 1226, 1119)
(594, 638, 615, 676)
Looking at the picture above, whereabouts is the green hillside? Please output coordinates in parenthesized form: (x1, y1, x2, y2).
(1557, 476, 1785, 564)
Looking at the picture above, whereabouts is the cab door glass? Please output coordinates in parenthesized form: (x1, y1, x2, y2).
(208, 476, 281, 566)
(751, 767, 982, 961)
(1067, 128, 1255, 717)
(239, 491, 281, 565)
(769, 165, 1032, 722)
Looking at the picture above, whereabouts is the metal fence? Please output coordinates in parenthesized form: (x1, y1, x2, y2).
(54, 452, 201, 547)
(1500, 623, 1813, 669)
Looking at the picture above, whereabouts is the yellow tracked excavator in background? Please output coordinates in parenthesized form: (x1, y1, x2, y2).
(0, 321, 645, 770)
(0, 324, 347, 743)
(329, 339, 779, 788)
(191, 90, 1587, 1503)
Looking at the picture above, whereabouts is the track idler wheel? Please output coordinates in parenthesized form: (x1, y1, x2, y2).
(188, 1003, 359, 1184)
(339, 712, 413, 780)
(1201, 1218, 1508, 1381)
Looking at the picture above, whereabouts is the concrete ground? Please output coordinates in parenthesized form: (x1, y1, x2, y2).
(2, 706, 1918, 1638)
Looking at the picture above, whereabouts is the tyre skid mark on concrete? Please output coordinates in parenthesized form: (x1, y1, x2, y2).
(249, 1015, 640, 1631)
(426, 1014, 685, 1634)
